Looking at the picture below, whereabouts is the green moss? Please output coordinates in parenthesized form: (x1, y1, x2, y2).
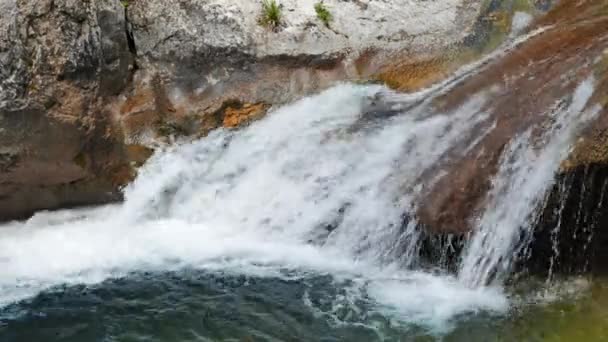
(482, 31, 506, 53)
(506, 279, 608, 341)
(512, 0, 533, 12)
(314, 2, 333, 28)
(259, 0, 282, 28)
(473, 0, 539, 55)
(478, 12, 511, 54)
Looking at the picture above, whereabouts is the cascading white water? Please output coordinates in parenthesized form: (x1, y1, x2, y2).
(458, 77, 601, 287)
(0, 82, 506, 330)
(0, 28, 592, 331)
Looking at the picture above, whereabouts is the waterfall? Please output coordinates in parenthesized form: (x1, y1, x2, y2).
(0, 28, 599, 331)
(458, 77, 600, 287)
(0, 82, 506, 326)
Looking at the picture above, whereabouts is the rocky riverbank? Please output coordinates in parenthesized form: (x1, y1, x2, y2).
(0, 0, 485, 220)
(3, 0, 608, 262)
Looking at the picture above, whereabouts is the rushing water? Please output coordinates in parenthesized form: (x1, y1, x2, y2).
(0, 84, 508, 331)
(459, 77, 601, 287)
(0, 31, 603, 340)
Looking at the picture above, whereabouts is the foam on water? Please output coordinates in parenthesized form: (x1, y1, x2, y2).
(0, 82, 505, 331)
(368, 272, 507, 332)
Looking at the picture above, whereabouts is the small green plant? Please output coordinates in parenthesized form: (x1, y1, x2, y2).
(260, 0, 282, 28)
(120, 0, 130, 8)
(314, 1, 332, 27)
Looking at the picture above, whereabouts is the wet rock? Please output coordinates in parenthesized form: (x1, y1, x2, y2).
(416, 0, 608, 234)
(406, 0, 608, 278)
(522, 46, 608, 277)
(522, 161, 608, 277)
(0, 0, 484, 220)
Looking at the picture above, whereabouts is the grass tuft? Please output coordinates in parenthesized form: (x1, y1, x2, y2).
(314, 1, 333, 27)
(260, 0, 282, 28)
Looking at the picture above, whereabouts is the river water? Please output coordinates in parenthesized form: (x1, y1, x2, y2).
(0, 30, 603, 340)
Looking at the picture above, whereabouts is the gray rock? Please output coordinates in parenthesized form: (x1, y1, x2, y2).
(127, 0, 480, 92)
(0, 0, 134, 220)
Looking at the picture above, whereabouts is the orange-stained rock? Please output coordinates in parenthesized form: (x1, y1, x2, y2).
(223, 103, 270, 128)
(375, 57, 452, 92)
(125, 145, 155, 167)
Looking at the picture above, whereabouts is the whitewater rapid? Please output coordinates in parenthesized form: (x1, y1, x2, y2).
(0, 84, 507, 331)
(0, 27, 598, 331)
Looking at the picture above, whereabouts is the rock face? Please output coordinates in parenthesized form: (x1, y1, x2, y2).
(0, 0, 483, 220)
(119, 0, 481, 144)
(0, 0, 140, 220)
(408, 0, 608, 277)
(415, 0, 608, 234)
(523, 0, 608, 276)
(2, 0, 608, 280)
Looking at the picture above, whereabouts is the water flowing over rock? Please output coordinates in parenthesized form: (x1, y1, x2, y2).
(418, 0, 608, 281)
(3, 2, 608, 337)
(1, 0, 608, 288)
(0, 84, 512, 324)
(416, 1, 608, 236)
(0, 0, 482, 220)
